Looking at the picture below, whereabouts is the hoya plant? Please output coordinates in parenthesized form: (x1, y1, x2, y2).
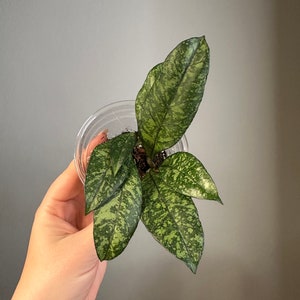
(84, 36, 222, 273)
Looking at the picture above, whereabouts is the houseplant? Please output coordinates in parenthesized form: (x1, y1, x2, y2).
(76, 36, 222, 273)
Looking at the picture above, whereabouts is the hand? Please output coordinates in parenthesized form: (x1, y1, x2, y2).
(13, 133, 108, 300)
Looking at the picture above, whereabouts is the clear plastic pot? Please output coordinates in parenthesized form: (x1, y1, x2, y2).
(74, 100, 188, 183)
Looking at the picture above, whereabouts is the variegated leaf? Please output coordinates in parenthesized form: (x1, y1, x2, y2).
(136, 36, 210, 158)
(141, 171, 204, 273)
(85, 139, 130, 213)
(110, 132, 137, 176)
(135, 63, 162, 123)
(93, 159, 142, 260)
(158, 152, 222, 203)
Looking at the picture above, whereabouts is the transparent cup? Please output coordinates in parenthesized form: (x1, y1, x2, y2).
(74, 100, 188, 183)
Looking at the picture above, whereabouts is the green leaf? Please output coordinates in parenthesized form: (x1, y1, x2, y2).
(110, 132, 137, 176)
(158, 152, 222, 203)
(135, 63, 162, 122)
(141, 171, 204, 273)
(93, 159, 142, 261)
(136, 36, 210, 158)
(85, 139, 131, 213)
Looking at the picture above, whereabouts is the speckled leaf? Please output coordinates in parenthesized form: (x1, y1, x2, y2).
(110, 132, 137, 176)
(136, 36, 210, 158)
(93, 159, 142, 261)
(141, 171, 204, 273)
(158, 152, 222, 203)
(85, 139, 131, 213)
(135, 63, 162, 121)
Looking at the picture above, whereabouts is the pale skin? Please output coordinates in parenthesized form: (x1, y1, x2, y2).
(13, 132, 108, 300)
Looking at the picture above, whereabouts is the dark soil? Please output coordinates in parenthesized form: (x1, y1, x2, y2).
(132, 145, 167, 178)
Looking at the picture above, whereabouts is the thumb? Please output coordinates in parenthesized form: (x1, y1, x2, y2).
(45, 161, 83, 202)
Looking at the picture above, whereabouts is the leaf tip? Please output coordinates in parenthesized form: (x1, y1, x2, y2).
(216, 196, 223, 205)
(186, 261, 198, 274)
(85, 203, 93, 215)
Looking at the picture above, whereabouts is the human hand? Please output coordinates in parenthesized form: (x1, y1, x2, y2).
(13, 133, 108, 300)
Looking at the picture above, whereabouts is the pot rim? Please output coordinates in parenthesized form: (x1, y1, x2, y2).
(74, 100, 188, 183)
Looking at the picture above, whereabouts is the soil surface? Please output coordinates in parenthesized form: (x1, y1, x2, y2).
(132, 145, 167, 178)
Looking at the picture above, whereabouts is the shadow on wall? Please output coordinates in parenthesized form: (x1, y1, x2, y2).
(276, 0, 300, 299)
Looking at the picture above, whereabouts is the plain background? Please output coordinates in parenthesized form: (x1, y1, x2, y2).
(0, 0, 299, 299)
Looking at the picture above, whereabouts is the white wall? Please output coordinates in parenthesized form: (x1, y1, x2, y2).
(0, 0, 299, 299)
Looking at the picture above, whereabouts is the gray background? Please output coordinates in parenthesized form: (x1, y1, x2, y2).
(0, 0, 299, 299)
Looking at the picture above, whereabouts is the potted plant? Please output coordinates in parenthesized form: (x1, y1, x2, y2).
(75, 36, 222, 273)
